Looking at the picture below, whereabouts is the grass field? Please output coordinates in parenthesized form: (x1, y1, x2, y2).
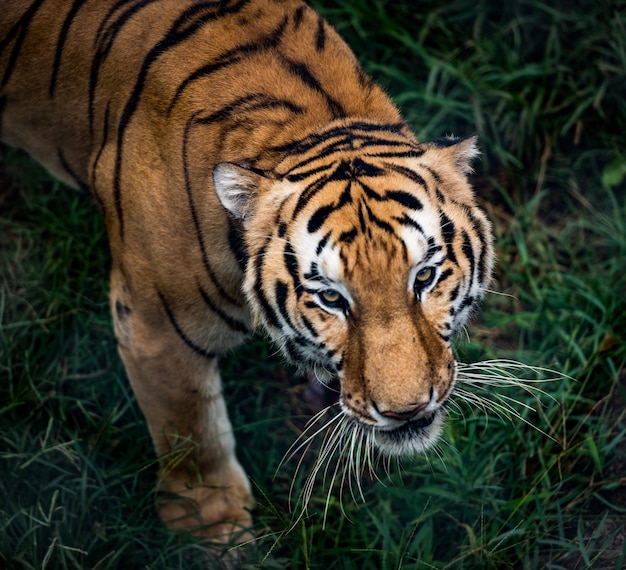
(1, 0, 625, 568)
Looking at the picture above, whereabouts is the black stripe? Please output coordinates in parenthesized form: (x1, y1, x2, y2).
(284, 242, 302, 297)
(431, 136, 468, 148)
(292, 172, 333, 220)
(467, 209, 490, 286)
(90, 0, 159, 134)
(315, 232, 331, 255)
(198, 284, 249, 334)
(308, 204, 335, 233)
(461, 230, 475, 282)
(424, 238, 443, 262)
(357, 201, 367, 233)
(366, 150, 426, 159)
(281, 134, 402, 177)
(327, 160, 354, 181)
(112, 0, 251, 238)
(352, 157, 385, 177)
(227, 217, 248, 272)
(440, 213, 457, 264)
(0, 0, 47, 87)
(275, 280, 291, 325)
(281, 137, 354, 173)
(158, 291, 215, 359)
(359, 138, 419, 151)
(88, 102, 112, 218)
(50, 0, 88, 98)
(168, 53, 234, 113)
(363, 201, 394, 234)
(393, 213, 424, 234)
(183, 114, 242, 306)
(385, 190, 423, 211)
(272, 121, 408, 155)
(168, 15, 288, 113)
(338, 228, 358, 244)
(449, 285, 460, 302)
(301, 315, 317, 339)
(477, 247, 487, 286)
(384, 162, 428, 188)
(293, 335, 323, 350)
(278, 55, 345, 118)
(437, 267, 453, 285)
(282, 338, 300, 362)
(303, 261, 321, 281)
(285, 162, 334, 182)
(339, 249, 351, 273)
(315, 15, 326, 51)
(88, 101, 112, 211)
(293, 173, 354, 225)
(254, 240, 281, 330)
(293, 4, 306, 29)
(57, 150, 88, 191)
(194, 93, 303, 125)
(337, 181, 353, 207)
(458, 294, 475, 312)
(95, 0, 148, 46)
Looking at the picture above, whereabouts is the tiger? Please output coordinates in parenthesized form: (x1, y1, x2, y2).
(0, 0, 494, 543)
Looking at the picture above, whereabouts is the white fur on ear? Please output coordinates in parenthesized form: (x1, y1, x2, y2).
(451, 135, 480, 175)
(430, 135, 480, 175)
(213, 163, 263, 220)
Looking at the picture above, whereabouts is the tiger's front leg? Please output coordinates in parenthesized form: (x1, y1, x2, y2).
(109, 267, 254, 543)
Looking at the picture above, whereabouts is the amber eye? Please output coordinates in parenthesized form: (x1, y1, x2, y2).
(318, 289, 346, 310)
(414, 266, 436, 294)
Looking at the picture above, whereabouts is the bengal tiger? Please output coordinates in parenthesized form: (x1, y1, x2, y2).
(0, 0, 494, 543)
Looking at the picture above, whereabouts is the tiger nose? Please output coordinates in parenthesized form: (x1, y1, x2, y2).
(377, 402, 428, 421)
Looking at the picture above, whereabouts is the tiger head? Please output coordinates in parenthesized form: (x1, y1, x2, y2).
(214, 121, 494, 456)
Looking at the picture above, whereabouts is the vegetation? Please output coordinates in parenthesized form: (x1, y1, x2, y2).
(1, 0, 625, 568)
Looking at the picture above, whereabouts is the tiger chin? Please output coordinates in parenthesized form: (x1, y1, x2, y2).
(0, 0, 493, 546)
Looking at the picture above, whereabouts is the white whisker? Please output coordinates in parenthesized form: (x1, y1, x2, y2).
(277, 404, 341, 473)
(485, 288, 518, 300)
(452, 358, 569, 442)
(320, 419, 350, 526)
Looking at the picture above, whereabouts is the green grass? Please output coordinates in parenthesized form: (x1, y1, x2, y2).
(1, 0, 625, 568)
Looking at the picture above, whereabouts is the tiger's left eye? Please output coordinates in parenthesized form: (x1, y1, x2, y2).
(318, 289, 347, 311)
(413, 266, 436, 294)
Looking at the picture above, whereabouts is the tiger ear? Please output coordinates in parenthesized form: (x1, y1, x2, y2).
(213, 162, 269, 220)
(428, 135, 480, 175)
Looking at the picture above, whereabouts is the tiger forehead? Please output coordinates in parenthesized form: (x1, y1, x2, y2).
(290, 198, 437, 284)
(276, 122, 420, 176)
(289, 154, 437, 220)
(283, 149, 423, 182)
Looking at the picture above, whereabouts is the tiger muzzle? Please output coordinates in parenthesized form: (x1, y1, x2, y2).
(339, 311, 455, 452)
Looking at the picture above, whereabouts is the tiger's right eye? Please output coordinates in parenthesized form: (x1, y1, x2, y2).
(413, 266, 436, 296)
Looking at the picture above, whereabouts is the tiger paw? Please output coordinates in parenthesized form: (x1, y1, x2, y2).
(156, 470, 255, 544)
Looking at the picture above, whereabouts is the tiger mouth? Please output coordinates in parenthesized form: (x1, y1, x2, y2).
(338, 397, 444, 454)
(374, 410, 438, 443)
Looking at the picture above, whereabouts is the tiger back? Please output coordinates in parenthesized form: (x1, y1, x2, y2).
(0, 0, 494, 542)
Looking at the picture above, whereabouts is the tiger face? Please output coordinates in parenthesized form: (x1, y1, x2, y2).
(215, 120, 494, 457)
